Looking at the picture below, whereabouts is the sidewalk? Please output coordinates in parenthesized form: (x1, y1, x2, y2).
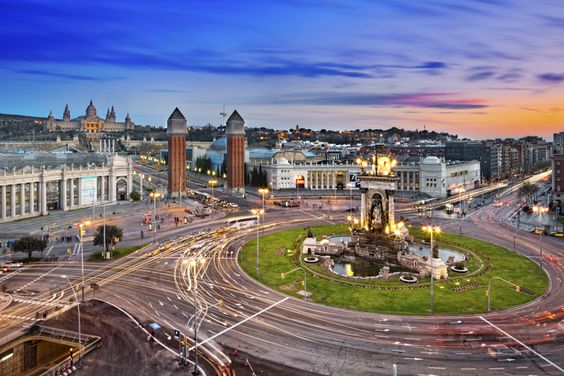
(0, 199, 228, 261)
(0, 201, 150, 240)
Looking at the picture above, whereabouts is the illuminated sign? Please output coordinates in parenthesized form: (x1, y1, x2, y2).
(80, 176, 97, 205)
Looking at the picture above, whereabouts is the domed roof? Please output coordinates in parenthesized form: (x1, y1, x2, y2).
(85, 100, 97, 118)
(276, 157, 290, 165)
(422, 156, 441, 164)
(321, 239, 330, 245)
(210, 136, 227, 151)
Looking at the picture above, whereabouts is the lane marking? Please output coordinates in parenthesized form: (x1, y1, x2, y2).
(189, 297, 289, 351)
(479, 316, 564, 373)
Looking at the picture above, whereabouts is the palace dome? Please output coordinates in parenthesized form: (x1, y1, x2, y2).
(85, 100, 97, 118)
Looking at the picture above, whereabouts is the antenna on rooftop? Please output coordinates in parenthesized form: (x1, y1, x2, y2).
(220, 103, 227, 126)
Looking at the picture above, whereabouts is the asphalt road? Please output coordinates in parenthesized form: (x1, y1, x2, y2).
(0, 187, 562, 375)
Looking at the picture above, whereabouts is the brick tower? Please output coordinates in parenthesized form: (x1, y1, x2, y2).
(225, 110, 246, 195)
(166, 107, 187, 198)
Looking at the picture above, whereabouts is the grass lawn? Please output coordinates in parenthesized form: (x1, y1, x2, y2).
(89, 244, 148, 261)
(238, 224, 548, 315)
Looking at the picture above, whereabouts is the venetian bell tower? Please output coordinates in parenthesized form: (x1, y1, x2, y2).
(225, 110, 246, 195)
(167, 107, 187, 198)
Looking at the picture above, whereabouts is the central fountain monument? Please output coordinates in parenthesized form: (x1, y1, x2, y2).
(304, 155, 449, 281)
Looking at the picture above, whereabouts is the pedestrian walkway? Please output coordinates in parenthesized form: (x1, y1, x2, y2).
(0, 201, 152, 239)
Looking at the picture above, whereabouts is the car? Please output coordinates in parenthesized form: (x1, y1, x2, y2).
(345, 208, 357, 212)
(487, 344, 522, 361)
(2, 261, 22, 269)
(1, 266, 9, 273)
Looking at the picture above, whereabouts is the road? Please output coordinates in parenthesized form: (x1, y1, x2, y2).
(0, 186, 562, 375)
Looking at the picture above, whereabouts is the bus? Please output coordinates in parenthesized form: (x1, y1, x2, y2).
(225, 216, 258, 229)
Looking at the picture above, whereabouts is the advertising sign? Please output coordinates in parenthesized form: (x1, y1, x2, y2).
(349, 173, 361, 188)
(80, 176, 97, 205)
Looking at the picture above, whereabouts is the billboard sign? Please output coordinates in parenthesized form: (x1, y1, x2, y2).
(349, 173, 361, 188)
(80, 176, 97, 205)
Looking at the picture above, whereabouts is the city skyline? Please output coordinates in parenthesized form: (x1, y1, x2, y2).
(1, 0, 563, 140)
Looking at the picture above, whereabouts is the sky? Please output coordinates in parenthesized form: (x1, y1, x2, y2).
(1, 0, 563, 140)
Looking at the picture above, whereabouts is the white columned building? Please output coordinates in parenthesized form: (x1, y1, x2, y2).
(0, 152, 134, 223)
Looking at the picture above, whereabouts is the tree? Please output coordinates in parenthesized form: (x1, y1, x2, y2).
(130, 191, 141, 201)
(195, 156, 212, 173)
(93, 225, 123, 251)
(518, 182, 539, 205)
(12, 236, 47, 259)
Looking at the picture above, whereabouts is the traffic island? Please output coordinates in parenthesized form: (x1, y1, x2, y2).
(238, 224, 548, 315)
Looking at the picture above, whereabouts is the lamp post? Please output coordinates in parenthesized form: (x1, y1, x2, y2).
(103, 204, 107, 259)
(346, 182, 354, 213)
(487, 276, 520, 312)
(149, 192, 161, 244)
(454, 186, 465, 234)
(422, 225, 441, 314)
(258, 188, 269, 211)
(532, 205, 548, 271)
(281, 266, 307, 300)
(139, 174, 145, 200)
(188, 258, 206, 376)
(77, 220, 90, 302)
(208, 180, 217, 201)
(250, 208, 264, 278)
(62, 275, 81, 364)
(513, 228, 523, 252)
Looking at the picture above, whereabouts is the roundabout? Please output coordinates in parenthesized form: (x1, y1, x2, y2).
(238, 224, 548, 315)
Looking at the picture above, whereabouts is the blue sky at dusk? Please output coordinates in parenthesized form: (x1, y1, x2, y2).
(1, 0, 563, 139)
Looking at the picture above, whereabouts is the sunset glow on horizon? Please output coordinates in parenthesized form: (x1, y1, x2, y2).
(1, 0, 563, 139)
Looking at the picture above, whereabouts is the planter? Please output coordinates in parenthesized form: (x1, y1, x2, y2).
(450, 265, 468, 273)
(399, 275, 418, 284)
(303, 256, 320, 263)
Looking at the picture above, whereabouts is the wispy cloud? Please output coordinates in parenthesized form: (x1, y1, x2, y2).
(15, 69, 124, 81)
(537, 73, 564, 83)
(265, 92, 488, 109)
(146, 89, 190, 93)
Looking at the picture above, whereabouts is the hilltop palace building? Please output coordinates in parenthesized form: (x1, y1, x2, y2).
(45, 101, 133, 133)
(0, 151, 133, 223)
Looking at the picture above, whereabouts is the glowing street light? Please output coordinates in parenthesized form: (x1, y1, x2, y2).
(77, 220, 90, 302)
(258, 188, 269, 211)
(149, 192, 161, 244)
(422, 225, 441, 314)
(532, 205, 549, 271)
(208, 179, 217, 200)
(250, 208, 265, 278)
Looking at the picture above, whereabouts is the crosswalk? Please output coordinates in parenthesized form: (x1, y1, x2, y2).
(11, 292, 68, 308)
(14, 266, 62, 293)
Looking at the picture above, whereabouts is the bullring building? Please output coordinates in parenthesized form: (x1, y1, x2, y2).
(0, 152, 133, 223)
